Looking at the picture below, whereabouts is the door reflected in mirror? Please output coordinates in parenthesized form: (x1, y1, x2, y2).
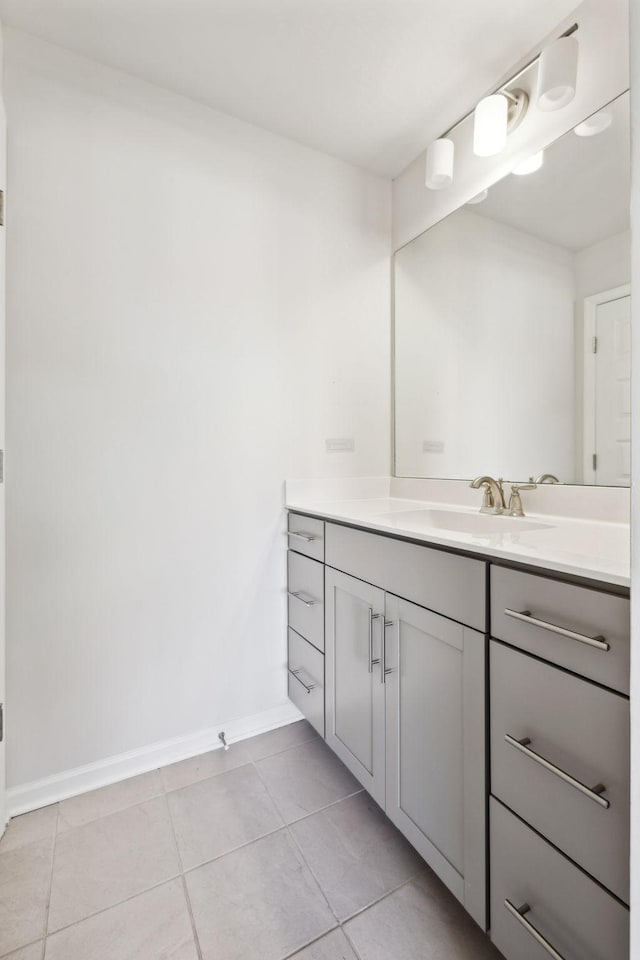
(394, 91, 630, 486)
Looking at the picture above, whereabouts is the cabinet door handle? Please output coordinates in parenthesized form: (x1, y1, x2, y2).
(504, 900, 566, 960)
(381, 620, 395, 684)
(288, 668, 316, 694)
(288, 591, 317, 608)
(288, 530, 318, 543)
(368, 609, 381, 673)
(504, 734, 609, 808)
(504, 608, 609, 652)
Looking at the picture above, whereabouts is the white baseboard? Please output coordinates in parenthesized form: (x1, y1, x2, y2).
(7, 701, 303, 817)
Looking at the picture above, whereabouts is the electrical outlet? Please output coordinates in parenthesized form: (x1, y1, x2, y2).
(326, 438, 355, 452)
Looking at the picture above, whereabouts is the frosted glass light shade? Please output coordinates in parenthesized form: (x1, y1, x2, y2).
(537, 36, 578, 111)
(425, 138, 454, 189)
(473, 95, 508, 157)
(574, 111, 612, 137)
(512, 150, 544, 176)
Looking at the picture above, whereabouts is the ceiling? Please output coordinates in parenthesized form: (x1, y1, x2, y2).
(0, 0, 582, 177)
(473, 90, 630, 252)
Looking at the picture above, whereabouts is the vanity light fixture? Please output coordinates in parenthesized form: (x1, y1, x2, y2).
(473, 89, 528, 157)
(512, 150, 544, 176)
(423, 23, 578, 190)
(537, 35, 579, 111)
(574, 110, 612, 137)
(425, 137, 454, 189)
(473, 94, 508, 157)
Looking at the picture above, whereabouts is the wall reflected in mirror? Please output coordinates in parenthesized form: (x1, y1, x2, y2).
(394, 91, 630, 486)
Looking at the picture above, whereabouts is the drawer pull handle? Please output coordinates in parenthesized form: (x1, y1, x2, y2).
(288, 591, 317, 608)
(504, 608, 610, 652)
(504, 900, 566, 960)
(368, 609, 382, 674)
(505, 734, 610, 809)
(381, 620, 395, 684)
(288, 531, 318, 543)
(288, 668, 317, 694)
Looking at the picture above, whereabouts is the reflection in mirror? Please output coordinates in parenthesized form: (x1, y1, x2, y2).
(394, 91, 630, 486)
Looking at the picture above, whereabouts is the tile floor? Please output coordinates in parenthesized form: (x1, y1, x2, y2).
(0, 720, 503, 960)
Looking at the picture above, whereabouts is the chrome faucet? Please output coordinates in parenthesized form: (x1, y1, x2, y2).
(507, 483, 537, 517)
(534, 473, 559, 484)
(469, 476, 506, 515)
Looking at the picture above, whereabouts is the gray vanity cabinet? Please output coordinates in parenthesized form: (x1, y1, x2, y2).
(325, 567, 386, 807)
(324, 530, 488, 928)
(289, 510, 630, 955)
(384, 594, 486, 926)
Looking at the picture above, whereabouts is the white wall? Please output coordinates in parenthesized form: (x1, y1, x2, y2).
(394, 208, 576, 481)
(4, 29, 391, 791)
(574, 229, 631, 299)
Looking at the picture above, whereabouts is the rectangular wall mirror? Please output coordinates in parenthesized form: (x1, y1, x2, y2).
(394, 90, 630, 487)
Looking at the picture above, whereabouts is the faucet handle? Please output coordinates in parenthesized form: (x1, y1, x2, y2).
(508, 483, 536, 518)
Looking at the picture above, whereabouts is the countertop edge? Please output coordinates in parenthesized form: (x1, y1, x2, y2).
(286, 502, 630, 591)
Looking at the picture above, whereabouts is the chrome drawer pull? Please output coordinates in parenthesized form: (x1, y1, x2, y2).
(368, 609, 382, 674)
(381, 620, 395, 684)
(288, 531, 318, 543)
(504, 608, 610, 652)
(288, 668, 316, 694)
(504, 900, 566, 960)
(288, 591, 317, 608)
(505, 734, 610, 809)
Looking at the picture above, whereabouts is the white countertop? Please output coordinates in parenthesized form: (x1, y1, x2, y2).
(285, 486, 630, 588)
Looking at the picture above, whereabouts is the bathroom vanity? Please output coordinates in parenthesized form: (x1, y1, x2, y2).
(285, 491, 630, 960)
(284, 55, 633, 960)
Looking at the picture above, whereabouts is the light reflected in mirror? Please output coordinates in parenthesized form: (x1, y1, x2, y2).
(394, 91, 630, 486)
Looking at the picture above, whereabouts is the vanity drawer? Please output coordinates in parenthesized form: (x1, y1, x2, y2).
(287, 550, 325, 652)
(490, 798, 628, 960)
(491, 566, 630, 695)
(288, 512, 325, 562)
(325, 523, 486, 632)
(287, 628, 324, 737)
(491, 641, 629, 903)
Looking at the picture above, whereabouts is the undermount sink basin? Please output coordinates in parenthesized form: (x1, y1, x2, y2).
(379, 508, 552, 535)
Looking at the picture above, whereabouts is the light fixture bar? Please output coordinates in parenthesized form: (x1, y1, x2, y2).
(436, 22, 578, 143)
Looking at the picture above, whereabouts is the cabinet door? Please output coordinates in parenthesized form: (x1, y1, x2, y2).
(325, 567, 386, 806)
(384, 594, 487, 928)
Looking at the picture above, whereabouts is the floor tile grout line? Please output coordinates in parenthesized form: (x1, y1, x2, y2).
(251, 750, 344, 937)
(39, 751, 357, 869)
(279, 925, 342, 960)
(163, 759, 253, 796)
(53, 789, 166, 837)
(40, 802, 60, 954)
(338, 868, 426, 925)
(250, 747, 365, 830)
(245, 730, 320, 764)
(252, 749, 426, 960)
(0, 937, 45, 960)
(161, 792, 204, 960)
(156, 727, 319, 796)
(179, 873, 205, 960)
(41, 872, 184, 941)
(181, 822, 287, 877)
(340, 925, 365, 960)
(285, 787, 365, 826)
